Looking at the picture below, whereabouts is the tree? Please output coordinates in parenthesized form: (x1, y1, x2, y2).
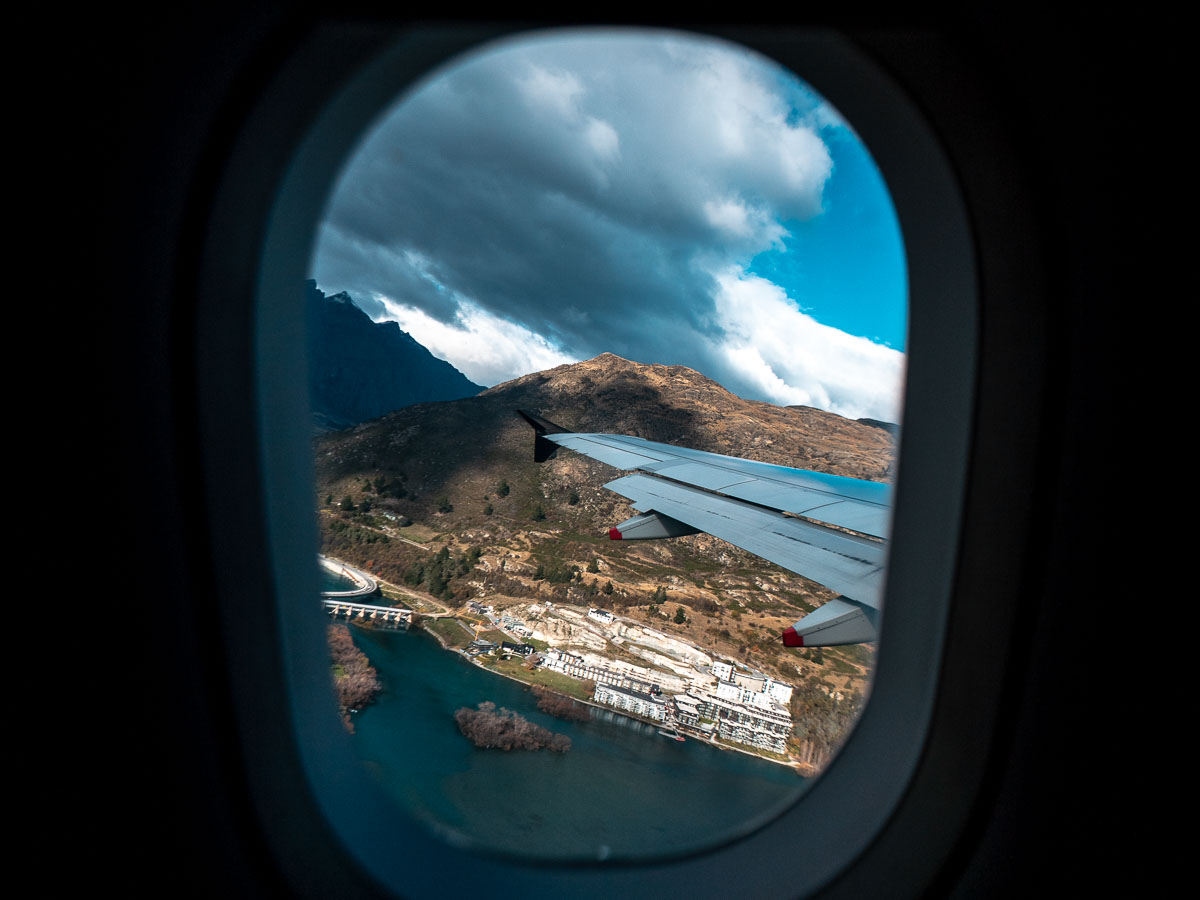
(454, 702, 570, 752)
(531, 504, 545, 521)
(340, 495, 356, 511)
(674, 606, 687, 624)
(484, 502, 493, 515)
(496, 480, 510, 498)
(437, 495, 453, 513)
(587, 558, 599, 574)
(568, 490, 580, 505)
(602, 580, 614, 595)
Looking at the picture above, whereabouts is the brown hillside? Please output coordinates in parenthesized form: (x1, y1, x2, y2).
(313, 353, 895, 730)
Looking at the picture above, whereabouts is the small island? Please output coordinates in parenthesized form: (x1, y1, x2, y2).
(328, 624, 382, 732)
(455, 701, 571, 752)
(315, 354, 887, 773)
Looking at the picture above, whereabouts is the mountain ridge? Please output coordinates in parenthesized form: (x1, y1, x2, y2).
(313, 351, 893, 768)
(307, 280, 483, 429)
(314, 352, 896, 527)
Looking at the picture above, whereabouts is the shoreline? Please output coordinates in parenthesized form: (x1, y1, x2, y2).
(335, 564, 806, 772)
(408, 613, 806, 773)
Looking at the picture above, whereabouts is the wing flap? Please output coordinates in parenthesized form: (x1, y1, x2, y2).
(783, 597, 880, 647)
(550, 435, 671, 469)
(545, 430, 891, 539)
(605, 473, 886, 608)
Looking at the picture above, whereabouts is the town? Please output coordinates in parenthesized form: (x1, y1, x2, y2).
(462, 600, 799, 757)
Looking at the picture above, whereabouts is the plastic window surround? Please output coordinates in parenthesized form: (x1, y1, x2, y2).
(196, 23, 977, 900)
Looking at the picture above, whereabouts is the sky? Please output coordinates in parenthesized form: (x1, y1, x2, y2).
(311, 29, 907, 422)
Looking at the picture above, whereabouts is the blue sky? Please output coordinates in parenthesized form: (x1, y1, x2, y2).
(749, 127, 907, 352)
(311, 29, 907, 421)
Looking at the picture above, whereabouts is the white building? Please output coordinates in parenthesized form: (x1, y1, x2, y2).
(689, 689, 792, 754)
(672, 694, 701, 728)
(711, 662, 793, 708)
(538, 649, 660, 695)
(696, 664, 794, 754)
(593, 683, 667, 722)
(765, 678, 793, 706)
(714, 680, 794, 711)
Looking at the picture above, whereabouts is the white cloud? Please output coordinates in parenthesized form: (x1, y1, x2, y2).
(583, 116, 620, 163)
(710, 269, 905, 422)
(373, 296, 578, 387)
(312, 31, 901, 422)
(703, 197, 754, 238)
(516, 64, 585, 119)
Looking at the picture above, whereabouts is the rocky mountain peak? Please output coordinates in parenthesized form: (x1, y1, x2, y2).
(306, 282, 482, 430)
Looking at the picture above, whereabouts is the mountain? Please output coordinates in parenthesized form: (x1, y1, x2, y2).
(313, 352, 895, 767)
(314, 352, 895, 501)
(306, 281, 483, 429)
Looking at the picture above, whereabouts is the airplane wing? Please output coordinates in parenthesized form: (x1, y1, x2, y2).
(518, 410, 889, 647)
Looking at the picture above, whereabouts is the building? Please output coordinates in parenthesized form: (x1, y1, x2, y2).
(500, 641, 535, 657)
(537, 649, 659, 694)
(689, 690, 792, 755)
(593, 683, 667, 722)
(710, 661, 734, 682)
(732, 671, 767, 693)
(711, 662, 794, 708)
(672, 694, 702, 729)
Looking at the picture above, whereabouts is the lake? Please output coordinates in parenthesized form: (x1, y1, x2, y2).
(344, 625, 809, 861)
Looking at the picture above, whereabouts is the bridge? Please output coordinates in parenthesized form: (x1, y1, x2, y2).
(319, 555, 379, 599)
(324, 599, 413, 629)
(320, 555, 411, 628)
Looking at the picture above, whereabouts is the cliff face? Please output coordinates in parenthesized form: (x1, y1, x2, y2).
(307, 281, 482, 429)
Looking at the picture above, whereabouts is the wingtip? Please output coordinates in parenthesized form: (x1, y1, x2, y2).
(518, 410, 570, 462)
(516, 409, 572, 435)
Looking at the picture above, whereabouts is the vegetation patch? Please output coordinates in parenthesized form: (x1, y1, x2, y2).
(454, 701, 571, 752)
(485, 658, 596, 700)
(532, 686, 591, 723)
(426, 617, 472, 649)
(328, 624, 381, 733)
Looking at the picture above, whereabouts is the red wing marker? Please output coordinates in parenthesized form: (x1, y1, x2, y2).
(781, 626, 804, 647)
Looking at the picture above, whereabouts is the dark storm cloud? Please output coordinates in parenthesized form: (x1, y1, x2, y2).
(310, 30, 903, 419)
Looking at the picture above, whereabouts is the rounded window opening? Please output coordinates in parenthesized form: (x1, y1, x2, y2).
(307, 27, 905, 862)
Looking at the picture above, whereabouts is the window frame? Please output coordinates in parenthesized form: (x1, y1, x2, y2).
(192, 20, 1038, 898)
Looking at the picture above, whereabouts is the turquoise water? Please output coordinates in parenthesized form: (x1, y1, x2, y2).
(345, 626, 809, 861)
(320, 566, 359, 593)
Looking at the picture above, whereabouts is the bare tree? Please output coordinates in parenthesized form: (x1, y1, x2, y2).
(532, 686, 590, 723)
(453, 701, 571, 752)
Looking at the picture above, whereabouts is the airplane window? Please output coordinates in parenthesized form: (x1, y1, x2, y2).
(303, 27, 906, 862)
